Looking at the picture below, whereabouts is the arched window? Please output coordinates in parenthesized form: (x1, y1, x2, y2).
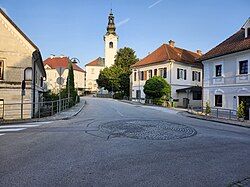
(109, 42, 113, 48)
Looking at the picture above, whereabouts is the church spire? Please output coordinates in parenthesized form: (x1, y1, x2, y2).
(106, 9, 116, 35)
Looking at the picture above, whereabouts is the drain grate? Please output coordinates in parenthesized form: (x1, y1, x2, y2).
(100, 120, 197, 140)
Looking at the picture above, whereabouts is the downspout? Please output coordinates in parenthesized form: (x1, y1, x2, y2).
(32, 54, 36, 118)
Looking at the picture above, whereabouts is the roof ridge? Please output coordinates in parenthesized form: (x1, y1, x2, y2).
(163, 44, 171, 61)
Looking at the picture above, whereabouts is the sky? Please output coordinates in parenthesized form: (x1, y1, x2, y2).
(0, 0, 250, 68)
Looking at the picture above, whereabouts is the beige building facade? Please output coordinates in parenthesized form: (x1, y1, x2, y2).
(0, 9, 46, 120)
(44, 56, 86, 95)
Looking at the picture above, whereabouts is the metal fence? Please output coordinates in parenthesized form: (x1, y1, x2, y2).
(0, 97, 76, 121)
(188, 105, 238, 120)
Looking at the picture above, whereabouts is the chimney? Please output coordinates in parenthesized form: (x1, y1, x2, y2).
(196, 50, 202, 56)
(169, 40, 175, 47)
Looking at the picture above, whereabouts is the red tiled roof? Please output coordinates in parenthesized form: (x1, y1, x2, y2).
(132, 44, 201, 68)
(85, 57, 105, 66)
(44, 57, 85, 72)
(200, 28, 250, 61)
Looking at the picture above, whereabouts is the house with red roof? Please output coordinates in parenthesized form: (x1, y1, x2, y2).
(201, 18, 250, 120)
(44, 56, 86, 95)
(131, 40, 203, 108)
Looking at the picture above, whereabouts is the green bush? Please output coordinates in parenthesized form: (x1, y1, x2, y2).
(237, 101, 245, 119)
(153, 98, 165, 106)
(205, 102, 211, 115)
(113, 92, 124, 100)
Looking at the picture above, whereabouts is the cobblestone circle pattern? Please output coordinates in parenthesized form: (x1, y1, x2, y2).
(101, 120, 197, 140)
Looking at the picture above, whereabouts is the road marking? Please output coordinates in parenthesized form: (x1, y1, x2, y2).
(0, 125, 40, 128)
(0, 133, 5, 136)
(0, 128, 26, 132)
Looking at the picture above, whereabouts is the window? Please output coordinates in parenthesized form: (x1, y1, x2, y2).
(215, 65, 222, 77)
(109, 42, 113, 48)
(148, 70, 153, 79)
(134, 72, 137, 81)
(192, 71, 201, 81)
(163, 68, 167, 78)
(140, 71, 144, 80)
(239, 60, 248, 74)
(91, 68, 94, 74)
(154, 69, 157, 76)
(0, 60, 3, 80)
(193, 91, 202, 100)
(215, 95, 222, 107)
(177, 68, 187, 80)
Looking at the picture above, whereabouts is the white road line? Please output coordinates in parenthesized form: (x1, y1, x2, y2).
(0, 133, 5, 136)
(0, 128, 26, 132)
(0, 125, 40, 128)
(25, 121, 52, 125)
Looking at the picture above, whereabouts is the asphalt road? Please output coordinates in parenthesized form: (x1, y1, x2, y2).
(0, 97, 250, 187)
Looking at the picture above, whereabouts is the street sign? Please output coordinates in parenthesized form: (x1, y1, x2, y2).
(56, 77, 65, 85)
(56, 67, 65, 76)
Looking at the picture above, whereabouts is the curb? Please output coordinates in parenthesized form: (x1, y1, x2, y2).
(180, 111, 250, 129)
(61, 100, 86, 120)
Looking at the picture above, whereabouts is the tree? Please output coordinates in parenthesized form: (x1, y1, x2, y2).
(66, 60, 77, 100)
(143, 76, 171, 100)
(96, 66, 123, 92)
(115, 47, 139, 72)
(96, 47, 139, 97)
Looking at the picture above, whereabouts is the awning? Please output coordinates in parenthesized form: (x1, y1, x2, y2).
(176, 86, 202, 93)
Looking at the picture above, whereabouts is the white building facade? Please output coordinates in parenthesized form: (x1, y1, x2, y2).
(202, 18, 250, 120)
(131, 41, 203, 108)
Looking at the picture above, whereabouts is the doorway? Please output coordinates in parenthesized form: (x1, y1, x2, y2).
(238, 96, 250, 120)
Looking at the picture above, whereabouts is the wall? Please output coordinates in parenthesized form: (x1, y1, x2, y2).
(86, 65, 104, 92)
(131, 61, 202, 106)
(104, 34, 118, 67)
(203, 50, 250, 109)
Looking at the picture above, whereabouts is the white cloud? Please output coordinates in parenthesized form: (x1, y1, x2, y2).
(117, 18, 130, 27)
(148, 0, 163, 9)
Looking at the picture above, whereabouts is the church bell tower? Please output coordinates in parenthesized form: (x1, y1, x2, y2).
(104, 9, 118, 67)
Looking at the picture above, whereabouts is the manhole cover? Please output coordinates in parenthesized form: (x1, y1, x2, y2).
(100, 120, 197, 140)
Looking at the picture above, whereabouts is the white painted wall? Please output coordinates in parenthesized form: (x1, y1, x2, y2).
(85, 65, 104, 92)
(104, 34, 118, 67)
(131, 61, 202, 107)
(203, 49, 250, 109)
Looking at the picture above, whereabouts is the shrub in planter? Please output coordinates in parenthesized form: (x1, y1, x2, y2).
(237, 101, 245, 121)
(153, 98, 165, 106)
(205, 102, 211, 116)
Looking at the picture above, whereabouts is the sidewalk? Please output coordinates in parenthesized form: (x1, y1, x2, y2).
(181, 111, 250, 128)
(119, 99, 250, 128)
(0, 98, 86, 125)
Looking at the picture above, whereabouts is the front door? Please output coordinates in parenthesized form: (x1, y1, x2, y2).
(239, 96, 250, 120)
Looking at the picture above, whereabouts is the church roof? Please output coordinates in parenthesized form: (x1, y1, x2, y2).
(85, 57, 105, 67)
(44, 56, 85, 73)
(132, 43, 202, 68)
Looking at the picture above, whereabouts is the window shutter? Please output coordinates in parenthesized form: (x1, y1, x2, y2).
(184, 70, 187, 80)
(198, 72, 201, 82)
(144, 71, 147, 80)
(192, 71, 194, 81)
(177, 68, 180, 79)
